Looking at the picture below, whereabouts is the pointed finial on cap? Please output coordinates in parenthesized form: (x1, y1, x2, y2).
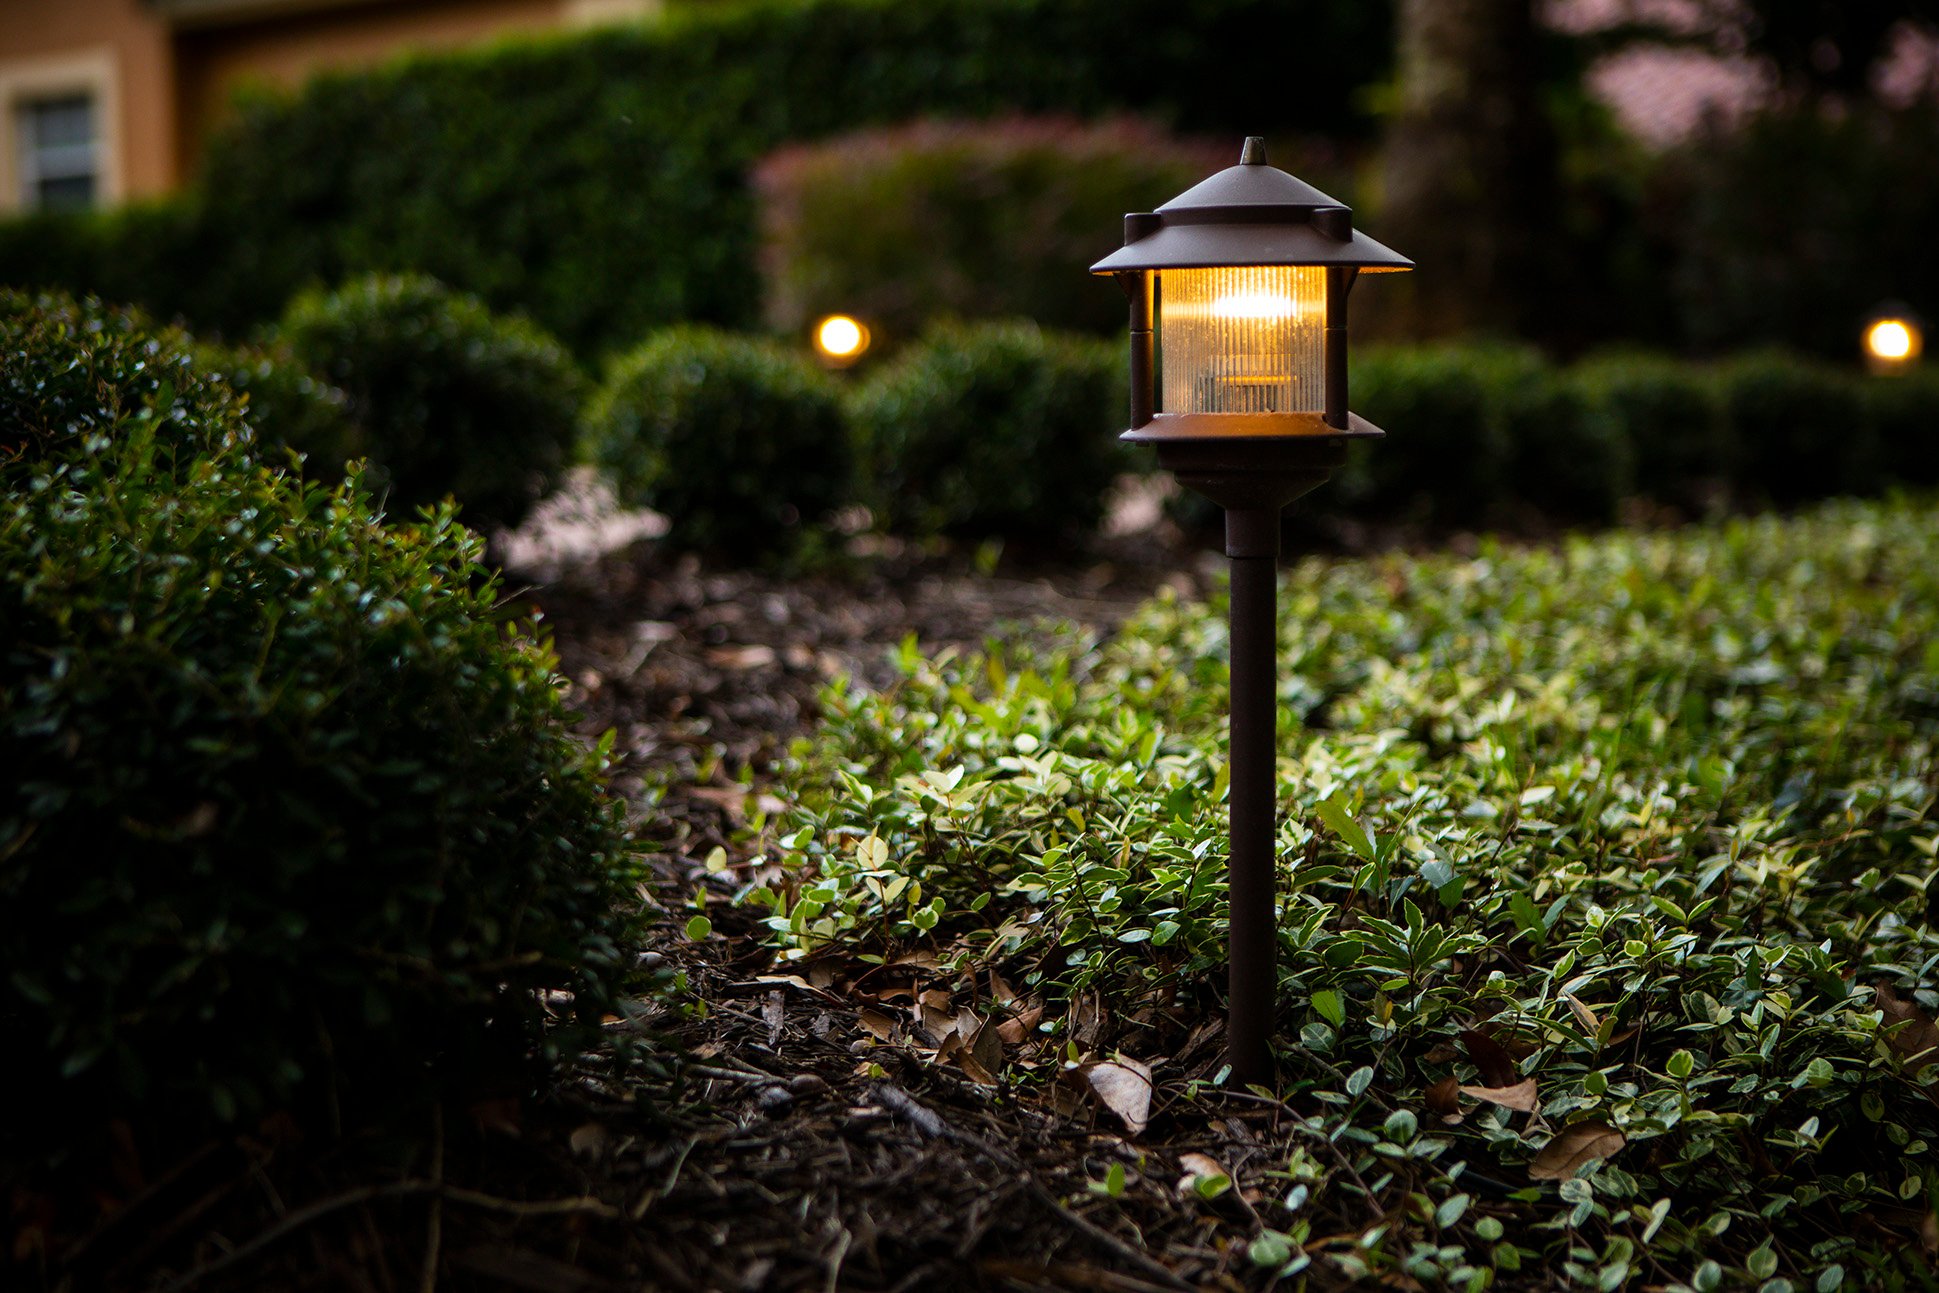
(1240, 136, 1266, 165)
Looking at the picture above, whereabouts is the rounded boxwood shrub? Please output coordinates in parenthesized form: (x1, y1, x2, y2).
(1716, 351, 1871, 505)
(1, 298, 637, 1153)
(199, 337, 359, 471)
(1574, 351, 1730, 508)
(582, 326, 853, 563)
(1474, 345, 1632, 526)
(1340, 345, 1511, 527)
(278, 273, 585, 533)
(0, 290, 251, 474)
(848, 321, 1125, 542)
(1865, 368, 1939, 488)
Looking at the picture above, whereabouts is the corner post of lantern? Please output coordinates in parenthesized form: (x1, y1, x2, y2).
(1093, 137, 1413, 1088)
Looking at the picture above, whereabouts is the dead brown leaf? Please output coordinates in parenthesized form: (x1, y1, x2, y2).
(1085, 1058, 1154, 1135)
(705, 644, 777, 670)
(1564, 994, 1600, 1036)
(1877, 984, 1939, 1072)
(956, 1018, 1005, 1086)
(1529, 1121, 1626, 1180)
(1459, 1077, 1540, 1113)
(857, 1008, 898, 1042)
(996, 1002, 1045, 1046)
(1460, 1028, 1519, 1088)
(1175, 1152, 1225, 1194)
(1424, 1075, 1464, 1123)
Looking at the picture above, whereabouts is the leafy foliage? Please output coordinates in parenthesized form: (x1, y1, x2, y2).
(279, 273, 585, 533)
(753, 117, 1225, 342)
(582, 326, 852, 562)
(760, 497, 1939, 1285)
(0, 0, 1392, 352)
(1661, 105, 1939, 358)
(847, 321, 1125, 542)
(0, 297, 638, 1152)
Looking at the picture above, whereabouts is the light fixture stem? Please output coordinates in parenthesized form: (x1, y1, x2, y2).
(1224, 505, 1281, 1088)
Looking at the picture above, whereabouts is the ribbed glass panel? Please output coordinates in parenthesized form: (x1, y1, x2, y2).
(1157, 266, 1326, 414)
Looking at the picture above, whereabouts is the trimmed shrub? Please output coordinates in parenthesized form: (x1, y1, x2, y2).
(754, 117, 1227, 342)
(849, 321, 1124, 542)
(278, 273, 584, 533)
(0, 297, 637, 1150)
(1716, 351, 1871, 504)
(0, 290, 252, 475)
(0, 0, 1392, 351)
(197, 338, 359, 472)
(1477, 345, 1632, 525)
(1862, 369, 1939, 489)
(1574, 351, 1730, 507)
(1339, 346, 1511, 527)
(583, 326, 852, 562)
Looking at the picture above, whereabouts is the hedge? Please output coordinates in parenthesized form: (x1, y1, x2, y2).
(0, 0, 1392, 352)
(753, 117, 1225, 342)
(1, 294, 639, 1155)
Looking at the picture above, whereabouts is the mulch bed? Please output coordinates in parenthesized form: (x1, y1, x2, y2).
(25, 533, 1340, 1293)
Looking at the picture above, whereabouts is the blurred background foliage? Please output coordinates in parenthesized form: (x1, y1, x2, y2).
(0, 0, 1934, 553)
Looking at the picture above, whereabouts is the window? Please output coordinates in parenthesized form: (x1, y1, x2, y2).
(18, 94, 98, 212)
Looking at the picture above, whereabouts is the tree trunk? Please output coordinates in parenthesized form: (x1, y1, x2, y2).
(1376, 0, 1561, 339)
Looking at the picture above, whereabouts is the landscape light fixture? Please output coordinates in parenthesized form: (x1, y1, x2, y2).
(1093, 136, 1413, 1086)
(813, 313, 871, 367)
(1864, 306, 1923, 376)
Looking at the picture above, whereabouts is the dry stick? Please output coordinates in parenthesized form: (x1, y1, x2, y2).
(418, 1105, 444, 1293)
(822, 1227, 853, 1293)
(630, 1136, 698, 1222)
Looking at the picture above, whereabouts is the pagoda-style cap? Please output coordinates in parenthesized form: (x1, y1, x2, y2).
(1090, 137, 1414, 275)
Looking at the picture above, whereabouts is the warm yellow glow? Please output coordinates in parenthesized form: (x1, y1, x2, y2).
(1866, 318, 1919, 362)
(814, 314, 870, 363)
(1159, 266, 1326, 414)
(1210, 290, 1298, 321)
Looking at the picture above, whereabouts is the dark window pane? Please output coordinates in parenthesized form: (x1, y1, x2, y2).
(26, 96, 92, 149)
(34, 174, 95, 212)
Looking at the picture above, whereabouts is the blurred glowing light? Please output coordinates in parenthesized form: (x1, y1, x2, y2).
(1866, 318, 1918, 363)
(814, 314, 869, 364)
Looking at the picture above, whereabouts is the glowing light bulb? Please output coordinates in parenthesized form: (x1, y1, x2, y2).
(1867, 319, 1915, 362)
(813, 314, 870, 365)
(1210, 291, 1297, 321)
(1158, 266, 1325, 413)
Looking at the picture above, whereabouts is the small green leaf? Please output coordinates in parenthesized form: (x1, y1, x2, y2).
(1311, 988, 1345, 1027)
(684, 914, 713, 941)
(1346, 1065, 1374, 1096)
(1316, 796, 1376, 863)
(1248, 1232, 1293, 1268)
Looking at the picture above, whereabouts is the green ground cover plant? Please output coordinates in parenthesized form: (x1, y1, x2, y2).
(0, 294, 638, 1162)
(755, 496, 1939, 1288)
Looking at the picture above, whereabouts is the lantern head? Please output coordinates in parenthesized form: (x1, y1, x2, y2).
(1092, 137, 1411, 449)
